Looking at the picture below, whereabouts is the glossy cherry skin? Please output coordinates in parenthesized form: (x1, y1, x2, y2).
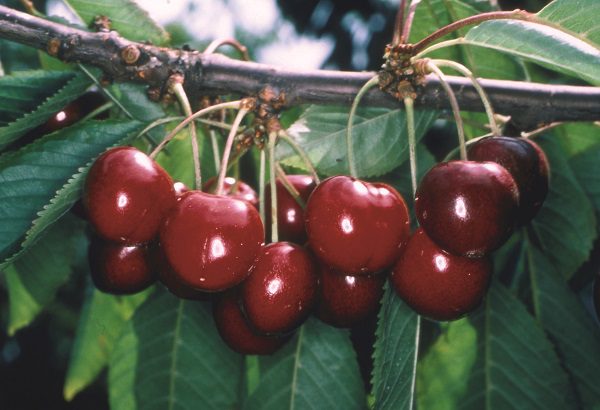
(415, 160, 519, 257)
(151, 242, 208, 300)
(305, 176, 410, 275)
(203, 176, 259, 208)
(316, 265, 385, 328)
(265, 174, 316, 244)
(468, 136, 549, 225)
(173, 181, 189, 198)
(159, 191, 264, 292)
(391, 228, 492, 321)
(84, 147, 177, 244)
(88, 236, 156, 295)
(242, 242, 319, 335)
(213, 290, 289, 355)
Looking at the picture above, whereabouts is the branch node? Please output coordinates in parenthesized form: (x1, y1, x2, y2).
(121, 45, 141, 65)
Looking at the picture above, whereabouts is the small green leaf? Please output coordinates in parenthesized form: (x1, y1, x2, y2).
(0, 71, 92, 151)
(460, 282, 575, 409)
(371, 285, 419, 410)
(527, 241, 600, 408)
(569, 143, 600, 212)
(530, 136, 596, 279)
(3, 215, 87, 335)
(243, 318, 366, 410)
(109, 291, 243, 410)
(0, 70, 75, 126)
(0, 119, 143, 266)
(417, 319, 478, 410)
(64, 0, 169, 45)
(410, 0, 525, 80)
(280, 105, 437, 178)
(64, 287, 150, 401)
(464, 14, 600, 85)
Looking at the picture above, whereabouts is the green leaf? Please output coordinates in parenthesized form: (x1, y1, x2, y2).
(569, 143, 600, 212)
(242, 318, 366, 410)
(0, 71, 92, 151)
(417, 319, 478, 410)
(538, 0, 600, 45)
(109, 291, 243, 410)
(371, 285, 419, 410)
(0, 119, 143, 266)
(526, 241, 600, 408)
(280, 105, 438, 178)
(529, 136, 596, 279)
(0, 70, 75, 126)
(554, 122, 600, 158)
(64, 0, 169, 45)
(459, 282, 574, 409)
(64, 287, 150, 401)
(410, 0, 526, 80)
(3, 214, 87, 335)
(109, 82, 166, 122)
(464, 14, 600, 85)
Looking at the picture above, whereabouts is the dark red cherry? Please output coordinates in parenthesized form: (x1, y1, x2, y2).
(391, 228, 492, 321)
(173, 181, 189, 197)
(305, 176, 410, 275)
(159, 191, 264, 292)
(316, 265, 385, 328)
(84, 147, 177, 244)
(88, 236, 156, 294)
(242, 242, 319, 335)
(203, 176, 258, 208)
(213, 290, 289, 355)
(265, 174, 316, 245)
(151, 242, 208, 300)
(468, 136, 549, 225)
(415, 160, 519, 257)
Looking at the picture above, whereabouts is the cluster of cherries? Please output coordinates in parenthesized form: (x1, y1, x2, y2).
(82, 133, 549, 355)
(391, 136, 549, 320)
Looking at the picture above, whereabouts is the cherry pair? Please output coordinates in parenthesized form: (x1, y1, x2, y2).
(391, 136, 549, 321)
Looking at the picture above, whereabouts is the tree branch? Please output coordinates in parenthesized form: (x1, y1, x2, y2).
(1, 5, 599, 129)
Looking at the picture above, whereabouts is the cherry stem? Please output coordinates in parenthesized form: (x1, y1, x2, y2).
(412, 38, 466, 61)
(216, 108, 248, 196)
(427, 61, 467, 160)
(198, 118, 234, 130)
(275, 164, 306, 209)
(259, 149, 266, 226)
(403, 97, 418, 196)
(400, 0, 422, 44)
(209, 129, 221, 175)
(412, 10, 532, 55)
(409, 316, 421, 409)
(150, 100, 241, 159)
(347, 75, 380, 178)
(268, 131, 279, 244)
(520, 122, 563, 139)
(392, 0, 408, 45)
(277, 131, 320, 184)
(171, 81, 201, 189)
(430, 59, 501, 137)
(78, 64, 134, 119)
(204, 38, 251, 61)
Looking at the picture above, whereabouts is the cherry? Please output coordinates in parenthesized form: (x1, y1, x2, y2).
(305, 176, 410, 275)
(213, 289, 289, 355)
(265, 174, 316, 244)
(84, 147, 177, 244)
(315, 264, 385, 328)
(241, 242, 319, 335)
(159, 190, 264, 292)
(88, 236, 156, 294)
(468, 136, 549, 225)
(151, 242, 208, 300)
(203, 176, 258, 208)
(391, 228, 492, 321)
(173, 181, 189, 197)
(415, 160, 519, 257)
